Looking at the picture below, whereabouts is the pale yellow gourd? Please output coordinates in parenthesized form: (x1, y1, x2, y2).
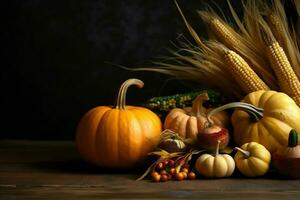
(207, 90, 300, 153)
(234, 142, 271, 177)
(195, 141, 235, 178)
(232, 91, 300, 152)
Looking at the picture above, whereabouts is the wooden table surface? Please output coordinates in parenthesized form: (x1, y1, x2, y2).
(0, 140, 300, 200)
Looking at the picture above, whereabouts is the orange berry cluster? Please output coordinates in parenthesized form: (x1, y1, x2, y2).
(150, 159, 196, 182)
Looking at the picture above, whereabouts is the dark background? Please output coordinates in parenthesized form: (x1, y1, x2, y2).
(2, 0, 282, 140)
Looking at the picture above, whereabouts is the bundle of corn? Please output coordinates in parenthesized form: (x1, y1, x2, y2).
(144, 89, 227, 112)
(134, 0, 300, 106)
(143, 89, 228, 120)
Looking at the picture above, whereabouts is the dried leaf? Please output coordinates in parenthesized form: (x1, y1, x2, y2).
(136, 161, 158, 181)
(175, 150, 205, 173)
(137, 149, 184, 181)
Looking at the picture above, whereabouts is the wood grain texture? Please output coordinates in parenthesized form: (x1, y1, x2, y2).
(0, 140, 300, 199)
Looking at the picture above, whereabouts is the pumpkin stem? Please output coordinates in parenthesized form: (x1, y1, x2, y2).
(215, 140, 221, 156)
(207, 102, 264, 125)
(191, 92, 209, 117)
(115, 79, 144, 109)
(235, 147, 250, 158)
(288, 129, 299, 147)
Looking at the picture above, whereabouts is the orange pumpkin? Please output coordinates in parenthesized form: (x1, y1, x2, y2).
(164, 92, 230, 142)
(76, 79, 162, 168)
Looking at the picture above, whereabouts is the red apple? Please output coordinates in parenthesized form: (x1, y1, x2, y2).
(197, 125, 229, 150)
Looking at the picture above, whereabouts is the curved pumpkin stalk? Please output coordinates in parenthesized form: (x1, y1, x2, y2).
(191, 93, 209, 117)
(206, 102, 264, 124)
(234, 147, 251, 158)
(115, 78, 144, 109)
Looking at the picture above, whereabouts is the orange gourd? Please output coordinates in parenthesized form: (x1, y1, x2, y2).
(164, 92, 230, 142)
(76, 79, 162, 168)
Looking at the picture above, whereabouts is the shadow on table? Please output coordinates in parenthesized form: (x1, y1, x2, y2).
(28, 160, 296, 181)
(28, 159, 152, 175)
(227, 169, 297, 180)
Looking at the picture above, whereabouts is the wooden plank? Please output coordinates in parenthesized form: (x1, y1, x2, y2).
(0, 140, 300, 199)
(1, 187, 300, 200)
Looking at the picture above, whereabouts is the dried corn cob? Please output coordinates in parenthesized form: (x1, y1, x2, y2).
(200, 15, 278, 90)
(267, 12, 300, 79)
(224, 50, 270, 94)
(267, 42, 300, 105)
(268, 14, 286, 48)
(210, 18, 237, 48)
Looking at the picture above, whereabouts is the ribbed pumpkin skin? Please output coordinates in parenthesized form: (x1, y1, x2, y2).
(164, 108, 229, 141)
(76, 106, 162, 168)
(164, 107, 205, 141)
(164, 93, 230, 142)
(232, 90, 300, 153)
(195, 154, 235, 178)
